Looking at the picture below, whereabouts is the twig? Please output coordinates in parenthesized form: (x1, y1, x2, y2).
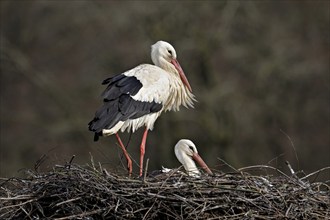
(0, 198, 37, 211)
(280, 129, 300, 169)
(285, 161, 297, 177)
(143, 158, 149, 183)
(54, 208, 106, 220)
(34, 154, 47, 172)
(55, 197, 81, 207)
(89, 152, 95, 171)
(300, 166, 330, 181)
(66, 155, 76, 169)
(238, 165, 290, 178)
(217, 158, 239, 172)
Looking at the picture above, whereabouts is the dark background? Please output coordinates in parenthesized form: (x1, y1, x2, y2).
(1, 1, 329, 179)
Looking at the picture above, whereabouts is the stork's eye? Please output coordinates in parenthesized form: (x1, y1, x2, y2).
(189, 146, 194, 151)
(168, 50, 172, 55)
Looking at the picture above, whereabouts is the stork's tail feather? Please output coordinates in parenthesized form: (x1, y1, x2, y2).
(93, 132, 102, 142)
(88, 119, 103, 142)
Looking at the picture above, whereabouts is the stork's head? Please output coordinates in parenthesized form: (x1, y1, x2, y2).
(151, 41, 192, 92)
(174, 139, 213, 177)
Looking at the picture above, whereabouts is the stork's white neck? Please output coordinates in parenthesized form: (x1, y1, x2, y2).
(176, 151, 201, 177)
(157, 57, 177, 74)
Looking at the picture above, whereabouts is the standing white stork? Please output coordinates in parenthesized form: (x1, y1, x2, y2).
(174, 139, 213, 177)
(88, 41, 195, 176)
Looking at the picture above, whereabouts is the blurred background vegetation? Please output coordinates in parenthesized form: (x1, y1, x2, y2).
(1, 1, 329, 179)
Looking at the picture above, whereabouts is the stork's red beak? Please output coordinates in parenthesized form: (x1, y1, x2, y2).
(192, 152, 213, 175)
(171, 59, 192, 92)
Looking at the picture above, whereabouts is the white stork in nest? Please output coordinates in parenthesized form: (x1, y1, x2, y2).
(88, 41, 195, 176)
(174, 139, 213, 177)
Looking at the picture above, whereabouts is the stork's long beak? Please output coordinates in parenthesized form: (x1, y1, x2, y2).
(192, 152, 213, 175)
(171, 59, 192, 92)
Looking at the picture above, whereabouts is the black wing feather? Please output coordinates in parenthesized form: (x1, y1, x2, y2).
(88, 74, 163, 141)
(101, 74, 141, 101)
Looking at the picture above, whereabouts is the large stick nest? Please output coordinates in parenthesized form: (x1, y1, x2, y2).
(1, 159, 329, 219)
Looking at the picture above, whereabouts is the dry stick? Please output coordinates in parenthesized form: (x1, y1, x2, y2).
(89, 152, 96, 171)
(66, 155, 75, 169)
(0, 195, 33, 200)
(217, 158, 239, 172)
(267, 153, 285, 166)
(54, 208, 106, 220)
(285, 161, 297, 177)
(98, 162, 103, 173)
(285, 203, 293, 217)
(280, 129, 300, 169)
(19, 206, 32, 220)
(34, 154, 47, 172)
(142, 198, 157, 220)
(55, 197, 81, 207)
(285, 161, 308, 186)
(143, 158, 149, 183)
(0, 198, 37, 211)
(69, 155, 75, 164)
(238, 165, 291, 179)
(300, 166, 330, 181)
(34, 147, 58, 172)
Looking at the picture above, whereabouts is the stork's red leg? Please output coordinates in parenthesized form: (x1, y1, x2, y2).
(115, 133, 132, 175)
(139, 128, 149, 176)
